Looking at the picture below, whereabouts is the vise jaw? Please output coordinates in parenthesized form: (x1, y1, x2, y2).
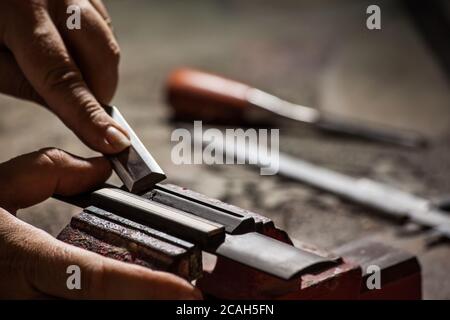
(57, 184, 421, 299)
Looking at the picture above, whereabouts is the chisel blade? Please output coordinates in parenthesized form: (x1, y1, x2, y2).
(105, 105, 166, 193)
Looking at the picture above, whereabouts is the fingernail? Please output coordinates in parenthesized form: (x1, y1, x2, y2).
(105, 126, 131, 151)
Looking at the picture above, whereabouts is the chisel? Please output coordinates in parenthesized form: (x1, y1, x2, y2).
(166, 68, 427, 148)
(198, 134, 450, 240)
(104, 105, 166, 193)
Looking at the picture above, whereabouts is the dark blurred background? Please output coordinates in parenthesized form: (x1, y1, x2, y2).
(0, 0, 449, 298)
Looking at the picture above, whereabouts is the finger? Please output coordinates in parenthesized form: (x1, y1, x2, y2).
(89, 0, 113, 29)
(0, 49, 44, 104)
(3, 6, 130, 154)
(0, 148, 111, 212)
(58, 0, 120, 104)
(0, 210, 202, 299)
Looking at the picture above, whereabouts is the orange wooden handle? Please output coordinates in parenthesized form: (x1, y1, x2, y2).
(166, 68, 253, 123)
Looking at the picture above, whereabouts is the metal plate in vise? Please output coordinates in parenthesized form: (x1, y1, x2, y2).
(146, 185, 256, 234)
(91, 188, 225, 248)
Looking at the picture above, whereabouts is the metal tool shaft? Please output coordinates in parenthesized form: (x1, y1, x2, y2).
(246, 88, 426, 148)
(91, 188, 225, 248)
(204, 136, 450, 239)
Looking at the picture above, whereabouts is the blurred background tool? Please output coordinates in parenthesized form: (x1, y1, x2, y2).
(166, 68, 427, 148)
(197, 135, 450, 242)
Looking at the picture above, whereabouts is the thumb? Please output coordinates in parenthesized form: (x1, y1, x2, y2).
(0, 148, 112, 212)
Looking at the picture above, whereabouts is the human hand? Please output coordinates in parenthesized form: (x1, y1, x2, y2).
(0, 148, 202, 299)
(0, 0, 131, 154)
